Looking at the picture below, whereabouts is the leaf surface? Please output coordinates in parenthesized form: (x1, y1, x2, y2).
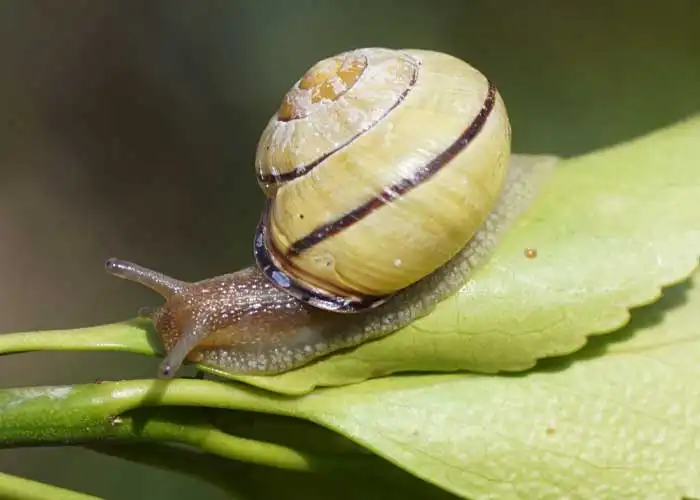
(294, 271, 700, 499)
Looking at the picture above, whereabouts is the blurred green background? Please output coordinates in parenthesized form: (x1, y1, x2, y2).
(0, 1, 698, 498)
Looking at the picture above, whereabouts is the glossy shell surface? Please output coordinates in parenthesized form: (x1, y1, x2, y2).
(254, 48, 511, 312)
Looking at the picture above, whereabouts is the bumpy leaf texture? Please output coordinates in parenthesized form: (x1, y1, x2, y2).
(294, 269, 700, 499)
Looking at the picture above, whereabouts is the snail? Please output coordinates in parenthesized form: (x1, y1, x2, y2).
(106, 47, 547, 378)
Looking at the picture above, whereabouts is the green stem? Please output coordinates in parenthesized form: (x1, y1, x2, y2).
(0, 380, 361, 473)
(0, 472, 100, 500)
(0, 378, 293, 438)
(0, 320, 156, 357)
(114, 408, 322, 472)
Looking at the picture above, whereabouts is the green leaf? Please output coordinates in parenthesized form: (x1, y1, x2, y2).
(292, 270, 700, 499)
(236, 114, 700, 394)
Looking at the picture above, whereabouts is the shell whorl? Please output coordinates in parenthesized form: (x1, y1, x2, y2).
(254, 48, 511, 312)
(256, 48, 420, 192)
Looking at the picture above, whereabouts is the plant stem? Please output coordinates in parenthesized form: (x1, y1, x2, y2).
(0, 380, 361, 474)
(0, 472, 101, 500)
(0, 321, 156, 357)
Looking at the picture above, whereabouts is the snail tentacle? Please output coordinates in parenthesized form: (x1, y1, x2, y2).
(158, 316, 211, 378)
(105, 258, 186, 297)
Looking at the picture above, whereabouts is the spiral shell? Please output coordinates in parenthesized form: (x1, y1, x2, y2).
(253, 47, 511, 312)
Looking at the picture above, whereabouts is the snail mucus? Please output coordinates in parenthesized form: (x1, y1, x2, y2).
(106, 47, 547, 378)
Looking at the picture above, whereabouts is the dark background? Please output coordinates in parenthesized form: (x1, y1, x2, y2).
(1, 1, 699, 498)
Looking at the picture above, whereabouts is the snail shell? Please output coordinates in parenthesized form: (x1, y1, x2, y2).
(105, 48, 550, 378)
(254, 48, 510, 312)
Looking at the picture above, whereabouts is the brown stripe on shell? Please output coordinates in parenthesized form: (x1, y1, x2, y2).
(285, 81, 498, 257)
(257, 66, 420, 186)
(253, 201, 389, 313)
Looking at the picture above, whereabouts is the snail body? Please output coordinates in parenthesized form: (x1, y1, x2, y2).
(106, 47, 542, 378)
